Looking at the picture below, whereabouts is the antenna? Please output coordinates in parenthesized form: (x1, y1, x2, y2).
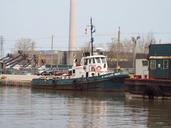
(90, 17, 95, 56)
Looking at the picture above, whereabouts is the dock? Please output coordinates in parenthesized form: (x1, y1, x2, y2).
(0, 75, 40, 87)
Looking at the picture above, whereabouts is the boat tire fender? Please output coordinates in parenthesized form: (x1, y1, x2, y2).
(96, 66, 102, 72)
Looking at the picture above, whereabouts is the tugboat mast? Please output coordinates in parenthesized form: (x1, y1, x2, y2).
(90, 17, 95, 56)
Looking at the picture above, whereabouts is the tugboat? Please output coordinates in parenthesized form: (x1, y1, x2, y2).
(31, 18, 129, 91)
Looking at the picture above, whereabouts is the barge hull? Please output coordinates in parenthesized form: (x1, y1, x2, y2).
(125, 79, 171, 99)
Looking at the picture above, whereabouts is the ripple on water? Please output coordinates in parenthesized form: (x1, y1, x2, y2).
(0, 86, 171, 128)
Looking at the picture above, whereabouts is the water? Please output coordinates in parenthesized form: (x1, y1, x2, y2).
(0, 86, 171, 128)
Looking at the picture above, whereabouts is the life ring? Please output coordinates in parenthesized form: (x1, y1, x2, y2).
(96, 66, 102, 72)
(91, 67, 95, 72)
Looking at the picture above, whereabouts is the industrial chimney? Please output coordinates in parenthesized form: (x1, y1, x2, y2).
(67, 0, 77, 65)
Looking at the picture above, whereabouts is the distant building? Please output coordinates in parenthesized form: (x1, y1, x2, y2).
(1, 49, 136, 70)
(149, 44, 171, 79)
(32, 50, 82, 66)
(32, 50, 67, 65)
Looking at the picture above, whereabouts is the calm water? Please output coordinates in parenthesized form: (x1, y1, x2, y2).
(0, 86, 171, 128)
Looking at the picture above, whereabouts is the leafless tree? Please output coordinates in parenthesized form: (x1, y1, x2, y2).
(142, 32, 156, 53)
(14, 38, 36, 53)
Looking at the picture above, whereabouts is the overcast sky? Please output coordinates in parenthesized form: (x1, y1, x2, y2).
(1, 0, 171, 54)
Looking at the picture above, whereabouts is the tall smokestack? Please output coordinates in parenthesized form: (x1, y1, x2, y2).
(68, 0, 77, 65)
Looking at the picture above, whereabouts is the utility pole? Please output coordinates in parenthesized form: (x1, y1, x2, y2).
(116, 27, 120, 69)
(51, 35, 54, 50)
(0, 36, 4, 58)
(51, 35, 54, 65)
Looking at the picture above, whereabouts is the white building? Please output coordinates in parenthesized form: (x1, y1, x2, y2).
(135, 54, 149, 79)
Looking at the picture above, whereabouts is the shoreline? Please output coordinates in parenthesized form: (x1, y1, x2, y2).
(0, 74, 40, 87)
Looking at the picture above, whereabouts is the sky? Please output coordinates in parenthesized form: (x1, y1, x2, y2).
(1, 0, 171, 55)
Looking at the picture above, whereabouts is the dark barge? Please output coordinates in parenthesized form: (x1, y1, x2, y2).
(126, 44, 171, 99)
(125, 79, 171, 99)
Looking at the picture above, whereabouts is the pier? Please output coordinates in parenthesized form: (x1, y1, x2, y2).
(0, 75, 40, 87)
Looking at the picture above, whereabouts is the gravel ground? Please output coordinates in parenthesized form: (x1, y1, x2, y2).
(0, 74, 40, 81)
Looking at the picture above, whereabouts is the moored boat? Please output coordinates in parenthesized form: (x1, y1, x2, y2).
(32, 73, 128, 91)
(31, 18, 129, 91)
(32, 55, 129, 91)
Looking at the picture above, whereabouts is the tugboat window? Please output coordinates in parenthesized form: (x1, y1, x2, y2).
(93, 58, 95, 63)
(84, 59, 88, 65)
(89, 59, 91, 64)
(96, 58, 101, 63)
(150, 60, 156, 69)
(163, 60, 169, 69)
(101, 57, 106, 63)
(73, 69, 75, 73)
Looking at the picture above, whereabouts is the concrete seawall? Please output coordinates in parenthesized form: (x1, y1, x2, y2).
(0, 75, 40, 87)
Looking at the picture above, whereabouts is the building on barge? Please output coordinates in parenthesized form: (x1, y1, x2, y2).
(125, 44, 171, 99)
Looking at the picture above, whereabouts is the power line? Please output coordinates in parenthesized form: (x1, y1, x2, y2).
(2, 32, 171, 42)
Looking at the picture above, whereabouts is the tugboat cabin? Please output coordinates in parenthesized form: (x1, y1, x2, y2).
(149, 44, 171, 79)
(71, 54, 108, 78)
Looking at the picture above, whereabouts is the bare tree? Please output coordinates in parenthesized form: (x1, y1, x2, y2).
(14, 38, 36, 53)
(142, 32, 156, 53)
(133, 32, 156, 54)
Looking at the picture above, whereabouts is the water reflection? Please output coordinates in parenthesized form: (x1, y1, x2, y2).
(32, 89, 125, 128)
(0, 86, 171, 128)
(125, 99, 171, 128)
